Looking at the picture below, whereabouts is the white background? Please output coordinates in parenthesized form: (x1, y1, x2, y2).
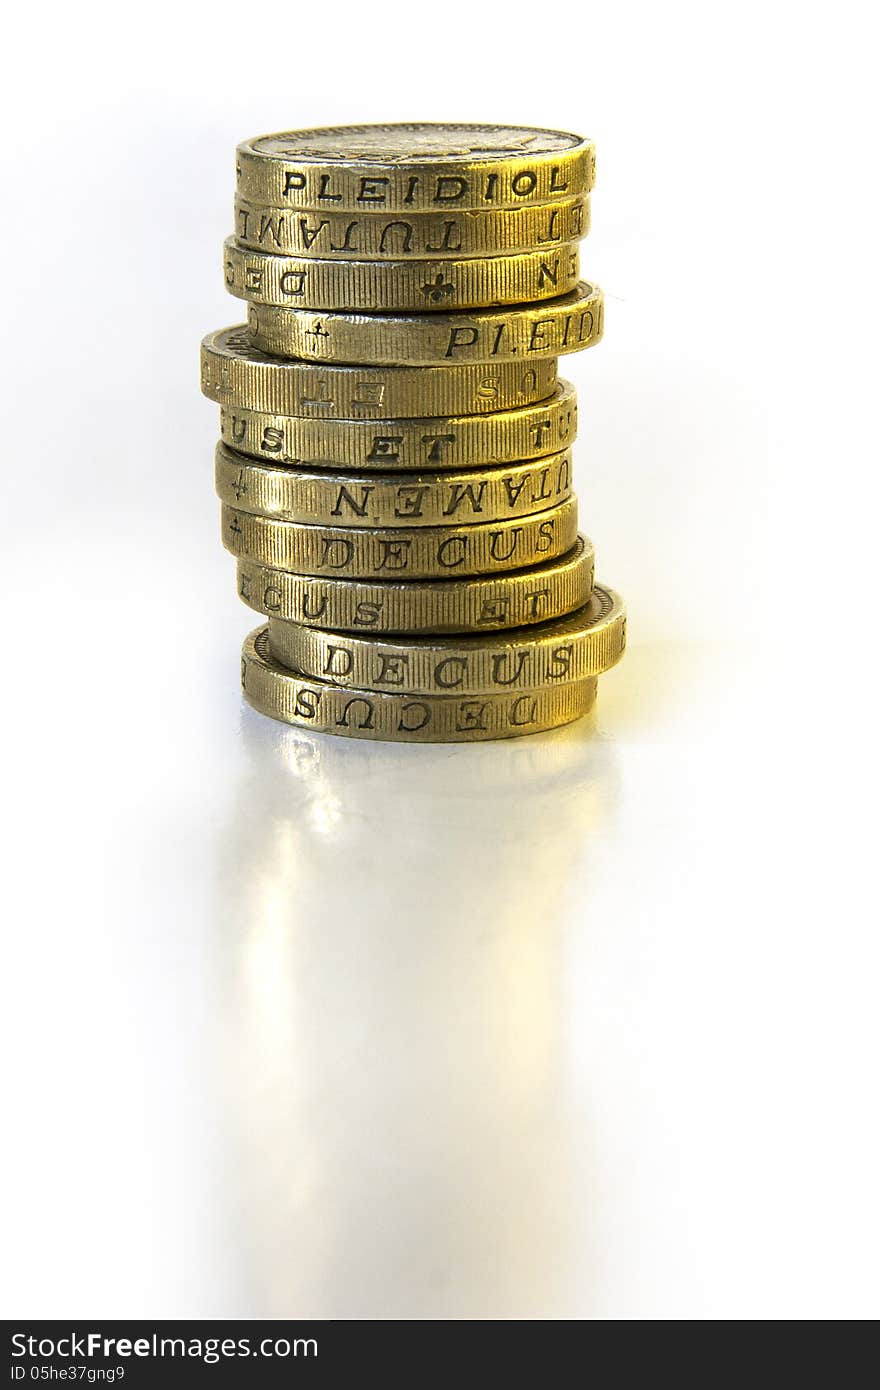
(2, 0, 877, 1319)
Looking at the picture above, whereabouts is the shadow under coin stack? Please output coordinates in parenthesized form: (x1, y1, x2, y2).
(200, 123, 626, 742)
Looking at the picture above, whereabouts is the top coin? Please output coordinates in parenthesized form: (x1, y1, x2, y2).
(236, 123, 595, 212)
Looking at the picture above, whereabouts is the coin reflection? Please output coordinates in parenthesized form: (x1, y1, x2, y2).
(217, 708, 620, 1318)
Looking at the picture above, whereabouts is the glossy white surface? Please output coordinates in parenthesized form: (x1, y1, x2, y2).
(2, 0, 876, 1319)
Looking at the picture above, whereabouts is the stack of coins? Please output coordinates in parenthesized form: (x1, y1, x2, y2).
(200, 123, 626, 742)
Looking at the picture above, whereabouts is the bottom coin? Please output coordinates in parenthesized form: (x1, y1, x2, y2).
(235, 536, 594, 633)
(241, 626, 598, 743)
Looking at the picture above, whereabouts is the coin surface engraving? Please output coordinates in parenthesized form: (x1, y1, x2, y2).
(215, 442, 574, 527)
(224, 238, 581, 311)
(235, 536, 594, 634)
(268, 585, 625, 693)
(242, 626, 599, 742)
(222, 498, 578, 579)
(245, 282, 603, 365)
(233, 196, 590, 258)
(202, 326, 559, 417)
(236, 123, 596, 211)
(218, 381, 577, 470)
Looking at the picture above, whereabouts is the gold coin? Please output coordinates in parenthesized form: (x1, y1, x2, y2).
(222, 497, 578, 579)
(235, 536, 594, 634)
(215, 441, 574, 528)
(242, 626, 598, 743)
(268, 585, 626, 694)
(201, 326, 558, 418)
(224, 238, 580, 312)
(246, 282, 603, 365)
(236, 123, 595, 212)
(219, 380, 577, 470)
(233, 195, 590, 258)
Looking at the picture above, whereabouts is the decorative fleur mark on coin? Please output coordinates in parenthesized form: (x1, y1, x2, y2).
(305, 321, 331, 344)
(231, 471, 248, 500)
(421, 273, 456, 303)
